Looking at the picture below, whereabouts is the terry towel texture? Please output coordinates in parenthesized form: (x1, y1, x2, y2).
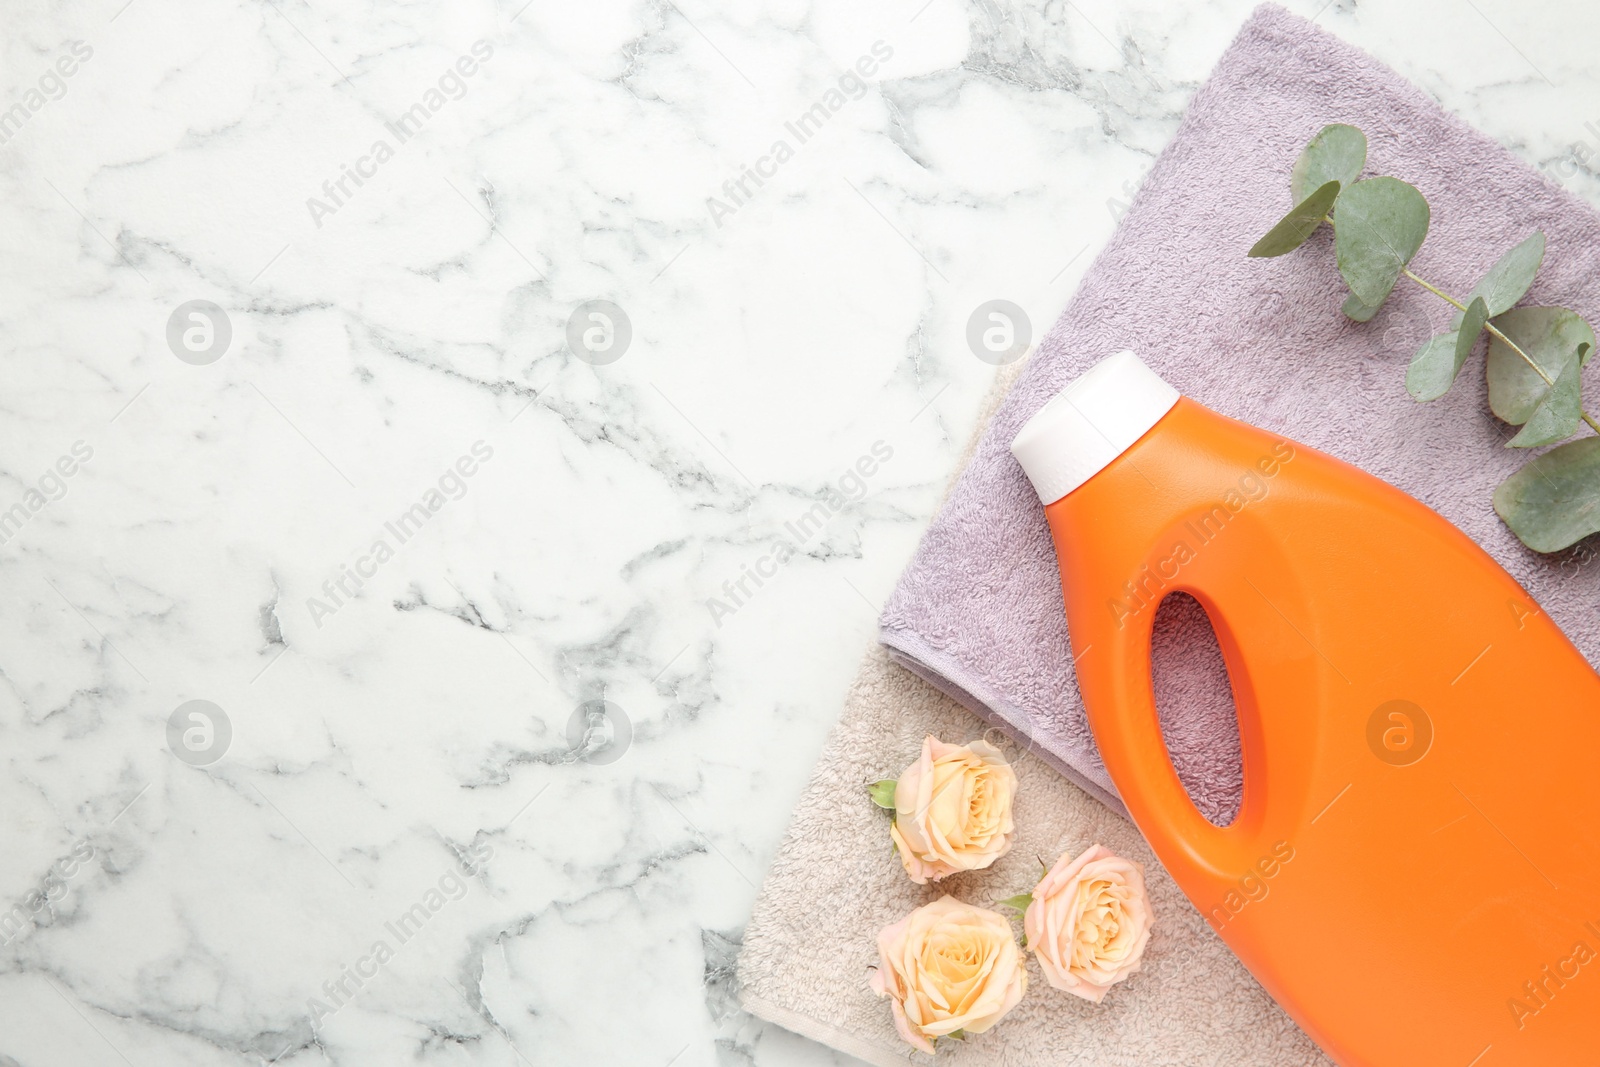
(739, 361, 1330, 1066)
(880, 2, 1600, 820)
(738, 646, 1328, 1067)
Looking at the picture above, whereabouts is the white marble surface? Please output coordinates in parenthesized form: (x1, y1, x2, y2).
(3, 1, 1600, 1064)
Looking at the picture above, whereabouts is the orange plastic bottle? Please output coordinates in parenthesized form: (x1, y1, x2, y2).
(1011, 352, 1600, 1066)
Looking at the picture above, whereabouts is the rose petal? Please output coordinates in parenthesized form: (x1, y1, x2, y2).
(871, 896, 1027, 1051)
(1025, 845, 1153, 1002)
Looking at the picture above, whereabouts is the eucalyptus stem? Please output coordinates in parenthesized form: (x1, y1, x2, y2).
(1322, 211, 1590, 429)
(1399, 267, 1600, 436)
(1255, 124, 1600, 552)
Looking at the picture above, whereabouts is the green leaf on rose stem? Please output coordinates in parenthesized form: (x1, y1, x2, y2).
(1486, 307, 1597, 425)
(1248, 181, 1341, 258)
(1408, 297, 1491, 402)
(1341, 290, 1384, 322)
(998, 893, 1034, 912)
(1290, 124, 1367, 205)
(868, 779, 897, 809)
(1494, 437, 1600, 552)
(1461, 231, 1546, 320)
(1507, 350, 1585, 447)
(1333, 177, 1431, 306)
(944, 1030, 967, 1042)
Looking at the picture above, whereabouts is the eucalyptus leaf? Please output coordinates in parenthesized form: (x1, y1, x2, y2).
(1486, 307, 1597, 425)
(1334, 177, 1430, 306)
(1507, 352, 1584, 448)
(867, 779, 897, 809)
(1341, 290, 1383, 322)
(1493, 437, 1600, 552)
(1248, 181, 1341, 258)
(1406, 332, 1463, 402)
(1290, 124, 1367, 205)
(1460, 231, 1545, 320)
(1405, 296, 1490, 403)
(1455, 296, 1489, 364)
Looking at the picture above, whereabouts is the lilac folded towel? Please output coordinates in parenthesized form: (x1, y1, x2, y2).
(881, 2, 1600, 822)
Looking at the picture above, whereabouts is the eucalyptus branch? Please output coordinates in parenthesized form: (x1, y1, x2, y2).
(1400, 267, 1600, 436)
(1320, 218, 1596, 431)
(1249, 123, 1600, 553)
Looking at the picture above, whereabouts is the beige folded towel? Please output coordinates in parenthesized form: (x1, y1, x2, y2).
(737, 364, 1332, 1066)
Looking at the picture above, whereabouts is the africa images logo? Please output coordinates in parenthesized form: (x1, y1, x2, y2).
(1205, 840, 1295, 931)
(704, 40, 894, 228)
(705, 440, 892, 626)
(306, 441, 494, 627)
(1507, 921, 1600, 1031)
(1107, 441, 1295, 629)
(305, 41, 495, 228)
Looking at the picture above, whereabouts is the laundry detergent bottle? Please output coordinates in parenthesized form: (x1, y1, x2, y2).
(1011, 351, 1600, 1067)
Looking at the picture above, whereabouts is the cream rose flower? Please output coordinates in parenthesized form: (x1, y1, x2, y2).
(1023, 843, 1153, 1003)
(886, 736, 1017, 884)
(869, 895, 1027, 1053)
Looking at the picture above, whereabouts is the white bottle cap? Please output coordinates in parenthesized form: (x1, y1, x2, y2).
(1010, 351, 1180, 505)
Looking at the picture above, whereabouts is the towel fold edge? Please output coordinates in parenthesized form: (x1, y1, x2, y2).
(738, 989, 912, 1067)
(877, 628, 1127, 817)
